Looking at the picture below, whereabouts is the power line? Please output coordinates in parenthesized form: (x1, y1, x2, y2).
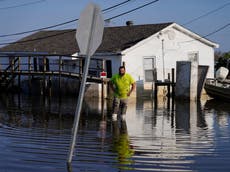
(204, 22, 230, 38)
(102, 0, 133, 13)
(183, 2, 230, 25)
(0, 0, 228, 47)
(0, 0, 134, 38)
(0, 30, 75, 46)
(0, 0, 160, 46)
(107, 0, 159, 21)
(0, 0, 46, 10)
(179, 22, 230, 44)
(178, 1, 230, 46)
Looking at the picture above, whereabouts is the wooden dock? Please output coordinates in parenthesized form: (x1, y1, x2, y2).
(154, 68, 175, 98)
(0, 70, 106, 83)
(154, 80, 175, 98)
(0, 53, 109, 92)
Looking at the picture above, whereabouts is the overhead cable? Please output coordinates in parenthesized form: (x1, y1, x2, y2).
(180, 22, 230, 44)
(0, 0, 133, 38)
(183, 2, 230, 25)
(0, 0, 160, 45)
(0, 0, 45, 10)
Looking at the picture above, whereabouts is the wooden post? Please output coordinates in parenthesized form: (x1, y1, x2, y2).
(33, 57, 37, 72)
(28, 56, 32, 94)
(79, 58, 83, 80)
(175, 61, 198, 101)
(18, 56, 20, 70)
(11, 56, 15, 87)
(43, 56, 47, 95)
(197, 65, 209, 98)
(79, 58, 83, 78)
(154, 84, 158, 109)
(172, 68, 175, 83)
(18, 57, 21, 89)
(28, 56, 32, 73)
(154, 82, 158, 98)
(59, 56, 62, 91)
(171, 68, 175, 97)
(101, 59, 106, 100)
(167, 82, 170, 98)
(48, 75, 52, 97)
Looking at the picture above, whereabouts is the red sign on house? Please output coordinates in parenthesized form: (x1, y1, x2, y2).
(100, 71, 107, 78)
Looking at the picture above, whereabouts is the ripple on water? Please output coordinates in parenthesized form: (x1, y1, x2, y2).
(1, 95, 230, 171)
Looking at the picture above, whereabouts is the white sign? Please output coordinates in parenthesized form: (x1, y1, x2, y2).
(76, 3, 104, 56)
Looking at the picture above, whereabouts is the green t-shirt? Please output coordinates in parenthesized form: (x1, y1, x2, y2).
(110, 73, 135, 98)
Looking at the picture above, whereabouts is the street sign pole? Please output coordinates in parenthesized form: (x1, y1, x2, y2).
(67, 55, 90, 164)
(67, 3, 104, 164)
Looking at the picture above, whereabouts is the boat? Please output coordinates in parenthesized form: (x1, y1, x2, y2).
(204, 67, 230, 101)
(204, 79, 230, 100)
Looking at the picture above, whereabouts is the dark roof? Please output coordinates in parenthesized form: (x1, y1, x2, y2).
(0, 22, 173, 55)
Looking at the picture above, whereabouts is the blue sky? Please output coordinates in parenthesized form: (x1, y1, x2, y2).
(0, 0, 229, 52)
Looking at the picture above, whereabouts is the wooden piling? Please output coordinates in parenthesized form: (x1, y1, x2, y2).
(58, 56, 62, 91)
(154, 68, 175, 99)
(28, 56, 32, 94)
(171, 68, 175, 97)
(18, 57, 21, 89)
(175, 61, 198, 101)
(43, 56, 47, 95)
(101, 60, 105, 100)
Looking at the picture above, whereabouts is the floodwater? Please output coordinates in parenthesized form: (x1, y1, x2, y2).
(0, 93, 230, 172)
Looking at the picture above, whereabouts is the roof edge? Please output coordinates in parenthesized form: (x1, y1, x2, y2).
(171, 23, 219, 48)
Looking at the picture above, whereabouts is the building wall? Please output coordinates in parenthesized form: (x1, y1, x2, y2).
(122, 27, 215, 82)
(120, 27, 216, 97)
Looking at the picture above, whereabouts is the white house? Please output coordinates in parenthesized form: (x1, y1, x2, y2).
(89, 22, 219, 96)
(0, 22, 219, 97)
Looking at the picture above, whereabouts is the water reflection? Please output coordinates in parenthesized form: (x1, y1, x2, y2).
(204, 99, 230, 127)
(112, 119, 134, 168)
(176, 100, 208, 132)
(0, 93, 75, 129)
(126, 97, 230, 171)
(0, 93, 230, 171)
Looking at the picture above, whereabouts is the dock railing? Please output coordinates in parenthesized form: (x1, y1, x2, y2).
(0, 54, 109, 90)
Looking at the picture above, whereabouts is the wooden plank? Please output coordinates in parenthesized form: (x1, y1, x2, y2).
(0, 70, 109, 84)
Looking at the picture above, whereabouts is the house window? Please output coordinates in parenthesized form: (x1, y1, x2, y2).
(188, 52, 199, 64)
(143, 56, 156, 82)
(89, 59, 103, 77)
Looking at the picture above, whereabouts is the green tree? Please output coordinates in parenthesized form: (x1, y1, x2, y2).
(215, 51, 230, 78)
(215, 51, 230, 67)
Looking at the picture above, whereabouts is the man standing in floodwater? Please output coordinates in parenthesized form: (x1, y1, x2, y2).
(110, 66, 136, 121)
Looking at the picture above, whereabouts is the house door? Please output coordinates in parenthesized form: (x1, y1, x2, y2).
(106, 60, 112, 78)
(143, 56, 156, 82)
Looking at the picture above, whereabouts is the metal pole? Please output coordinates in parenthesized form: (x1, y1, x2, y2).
(67, 55, 91, 163)
(162, 39, 165, 81)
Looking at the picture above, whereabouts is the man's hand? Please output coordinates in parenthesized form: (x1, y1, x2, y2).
(127, 91, 132, 97)
(127, 82, 136, 96)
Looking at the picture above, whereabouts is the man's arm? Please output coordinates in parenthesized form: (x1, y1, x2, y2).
(127, 82, 136, 96)
(109, 81, 116, 93)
